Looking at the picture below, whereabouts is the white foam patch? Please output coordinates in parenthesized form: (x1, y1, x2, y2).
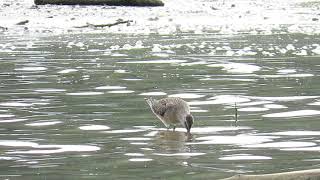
(139, 92, 167, 96)
(118, 60, 187, 64)
(67, 92, 103, 96)
(238, 107, 269, 112)
(263, 110, 320, 118)
(15, 67, 47, 71)
(129, 158, 153, 162)
(169, 93, 205, 99)
(272, 131, 320, 136)
(26, 121, 62, 127)
(219, 154, 272, 160)
(79, 125, 110, 130)
(57, 69, 78, 74)
(190, 135, 278, 145)
(154, 152, 205, 157)
(95, 86, 127, 90)
(244, 141, 316, 148)
(208, 63, 261, 74)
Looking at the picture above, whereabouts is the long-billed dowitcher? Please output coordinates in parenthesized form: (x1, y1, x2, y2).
(145, 97, 194, 133)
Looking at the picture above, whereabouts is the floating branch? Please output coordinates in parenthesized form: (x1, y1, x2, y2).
(34, 0, 164, 6)
(16, 20, 29, 25)
(74, 20, 132, 28)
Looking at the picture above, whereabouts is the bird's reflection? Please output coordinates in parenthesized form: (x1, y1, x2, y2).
(154, 130, 194, 152)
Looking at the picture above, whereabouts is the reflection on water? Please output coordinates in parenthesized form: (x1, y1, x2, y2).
(1, 19, 320, 180)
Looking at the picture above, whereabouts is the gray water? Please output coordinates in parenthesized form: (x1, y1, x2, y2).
(1, 0, 320, 179)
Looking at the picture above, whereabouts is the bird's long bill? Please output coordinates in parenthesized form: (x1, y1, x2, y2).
(185, 114, 194, 133)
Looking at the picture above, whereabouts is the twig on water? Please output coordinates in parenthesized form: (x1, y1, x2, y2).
(234, 102, 238, 127)
(74, 20, 132, 28)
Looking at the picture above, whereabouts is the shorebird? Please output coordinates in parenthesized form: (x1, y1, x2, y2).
(145, 97, 194, 133)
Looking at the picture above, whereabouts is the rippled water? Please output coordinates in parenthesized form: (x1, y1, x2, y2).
(1, 0, 320, 179)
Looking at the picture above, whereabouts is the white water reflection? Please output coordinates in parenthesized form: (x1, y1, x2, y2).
(139, 92, 167, 96)
(34, 89, 66, 93)
(58, 69, 78, 74)
(263, 110, 320, 118)
(0, 102, 33, 107)
(169, 93, 205, 99)
(244, 141, 316, 148)
(79, 125, 110, 130)
(154, 152, 205, 157)
(207, 63, 261, 74)
(118, 60, 187, 64)
(190, 135, 278, 145)
(15, 67, 47, 71)
(189, 95, 250, 105)
(95, 86, 127, 90)
(219, 154, 272, 161)
(248, 96, 319, 101)
(67, 92, 104, 96)
(129, 158, 153, 162)
(26, 121, 62, 127)
(271, 131, 320, 136)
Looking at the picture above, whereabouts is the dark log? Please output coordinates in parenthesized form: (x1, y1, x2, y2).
(34, 0, 164, 6)
(221, 169, 320, 180)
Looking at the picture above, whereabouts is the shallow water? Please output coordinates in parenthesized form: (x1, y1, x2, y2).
(1, 0, 320, 179)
